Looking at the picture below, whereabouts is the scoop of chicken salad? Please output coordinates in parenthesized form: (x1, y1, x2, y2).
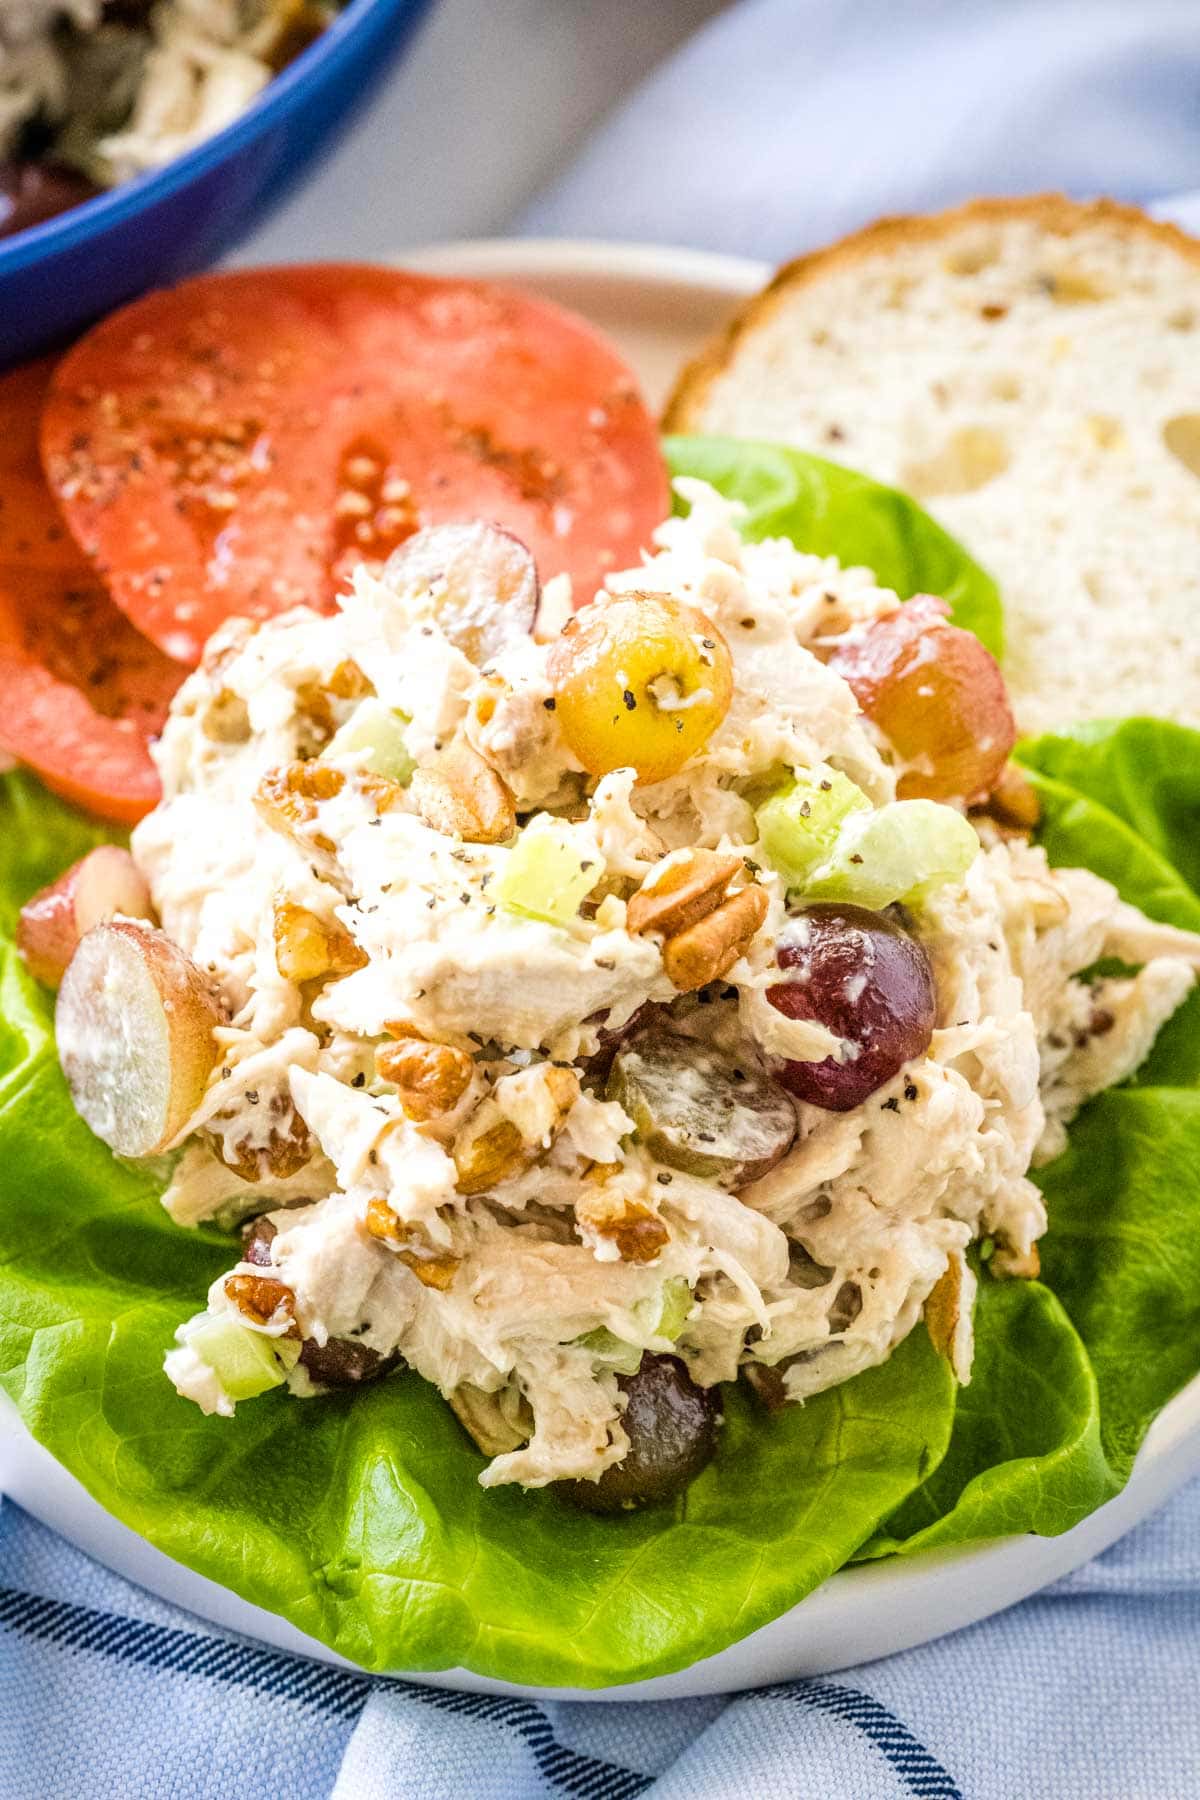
(39, 483, 1200, 1507)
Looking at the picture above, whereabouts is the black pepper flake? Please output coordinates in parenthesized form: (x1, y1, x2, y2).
(352, 1072, 366, 1088)
(426, 897, 437, 909)
(656, 1172, 673, 1186)
(221, 1066, 232, 1079)
(369, 817, 382, 827)
(460, 892, 471, 905)
(701, 638, 715, 650)
(881, 1096, 900, 1112)
(849, 853, 863, 865)
(697, 1131, 716, 1143)
(732, 1068, 747, 1082)
(743, 859, 761, 874)
(904, 1081, 918, 1102)
(721, 985, 738, 1000)
(480, 872, 492, 890)
(595, 957, 615, 971)
(542, 696, 557, 711)
(245, 1090, 260, 1105)
(820, 780, 832, 791)
(368, 1150, 378, 1166)
(622, 689, 637, 712)
(799, 800, 812, 818)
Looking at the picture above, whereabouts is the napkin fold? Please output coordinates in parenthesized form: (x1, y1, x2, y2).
(4, 1482, 1200, 1798)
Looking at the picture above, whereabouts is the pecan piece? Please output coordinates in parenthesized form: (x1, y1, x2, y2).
(412, 740, 515, 843)
(273, 900, 368, 982)
(576, 1190, 669, 1263)
(361, 1198, 459, 1289)
(972, 760, 1041, 839)
(211, 1092, 312, 1184)
(453, 1064, 579, 1194)
(662, 883, 768, 991)
(376, 1035, 474, 1121)
(225, 1272, 298, 1334)
(626, 849, 743, 940)
(254, 761, 346, 854)
(454, 1115, 526, 1195)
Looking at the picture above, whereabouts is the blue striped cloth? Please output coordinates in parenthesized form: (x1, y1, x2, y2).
(5, 1478, 1200, 1798)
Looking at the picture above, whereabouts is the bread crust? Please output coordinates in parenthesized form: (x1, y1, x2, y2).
(662, 193, 1200, 429)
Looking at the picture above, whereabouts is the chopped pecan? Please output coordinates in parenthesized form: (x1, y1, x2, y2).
(411, 740, 516, 843)
(575, 1190, 669, 1263)
(626, 849, 743, 940)
(396, 1248, 460, 1291)
(453, 1063, 579, 1194)
(211, 1093, 312, 1184)
(973, 760, 1041, 839)
(376, 1035, 474, 1121)
(992, 1241, 1041, 1280)
(454, 1115, 526, 1195)
(201, 687, 251, 744)
(225, 1272, 298, 1334)
(327, 659, 374, 701)
(254, 761, 346, 853)
(662, 883, 768, 991)
(361, 1198, 459, 1288)
(273, 899, 368, 983)
(363, 1195, 406, 1243)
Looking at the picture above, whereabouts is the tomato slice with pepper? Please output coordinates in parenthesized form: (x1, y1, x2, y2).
(41, 267, 671, 665)
(0, 359, 184, 823)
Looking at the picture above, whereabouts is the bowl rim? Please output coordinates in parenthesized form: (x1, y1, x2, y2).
(0, 0, 429, 273)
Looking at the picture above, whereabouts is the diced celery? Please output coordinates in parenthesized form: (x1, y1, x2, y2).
(756, 767, 871, 891)
(323, 699, 415, 785)
(577, 1327, 643, 1376)
(636, 1275, 693, 1342)
(804, 800, 979, 909)
(188, 1312, 301, 1402)
(495, 819, 604, 927)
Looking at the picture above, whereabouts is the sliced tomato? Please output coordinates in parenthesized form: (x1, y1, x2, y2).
(0, 358, 184, 823)
(40, 267, 671, 665)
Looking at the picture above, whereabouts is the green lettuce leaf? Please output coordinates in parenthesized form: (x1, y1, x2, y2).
(0, 779, 956, 1684)
(871, 719, 1200, 1556)
(664, 434, 1004, 656)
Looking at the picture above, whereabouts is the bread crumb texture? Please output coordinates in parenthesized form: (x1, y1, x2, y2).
(666, 197, 1200, 733)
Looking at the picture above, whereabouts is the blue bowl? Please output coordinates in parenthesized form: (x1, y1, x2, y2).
(0, 0, 433, 367)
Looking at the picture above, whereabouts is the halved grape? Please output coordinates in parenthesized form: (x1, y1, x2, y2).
(323, 698, 415, 785)
(494, 818, 605, 926)
(755, 767, 870, 892)
(547, 592, 733, 783)
(766, 904, 936, 1110)
(829, 596, 1015, 803)
(56, 922, 223, 1156)
(804, 800, 979, 909)
(16, 846, 155, 989)
(563, 1354, 718, 1512)
(607, 1031, 796, 1187)
(383, 521, 538, 665)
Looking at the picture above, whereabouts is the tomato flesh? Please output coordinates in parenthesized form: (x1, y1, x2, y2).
(41, 267, 670, 665)
(0, 359, 183, 823)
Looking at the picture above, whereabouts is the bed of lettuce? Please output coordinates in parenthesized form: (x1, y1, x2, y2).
(1, 435, 1198, 1685)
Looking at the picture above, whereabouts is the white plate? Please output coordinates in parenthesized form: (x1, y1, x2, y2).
(4, 236, 1199, 1702)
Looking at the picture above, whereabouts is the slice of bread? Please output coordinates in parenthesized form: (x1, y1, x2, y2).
(664, 196, 1200, 733)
